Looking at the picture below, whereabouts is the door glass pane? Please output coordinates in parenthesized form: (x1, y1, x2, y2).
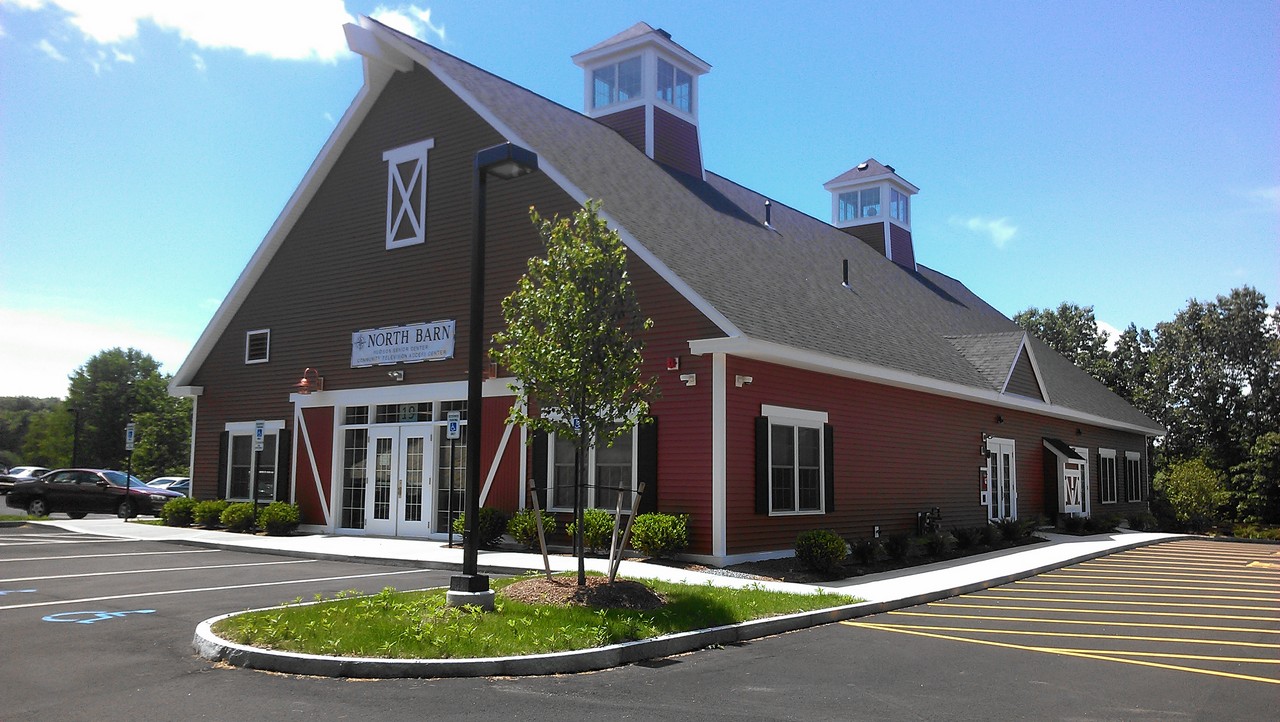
(435, 425, 466, 532)
(373, 437, 392, 521)
(404, 436, 424, 522)
(341, 429, 367, 529)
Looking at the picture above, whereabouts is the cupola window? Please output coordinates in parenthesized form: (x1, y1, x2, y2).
(593, 56, 642, 109)
(891, 188, 910, 224)
(657, 58, 692, 112)
(838, 187, 881, 222)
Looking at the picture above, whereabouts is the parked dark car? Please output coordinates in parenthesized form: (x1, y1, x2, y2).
(0, 466, 51, 495)
(5, 468, 183, 518)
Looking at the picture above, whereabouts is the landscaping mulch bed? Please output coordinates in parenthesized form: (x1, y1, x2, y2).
(500, 576, 667, 610)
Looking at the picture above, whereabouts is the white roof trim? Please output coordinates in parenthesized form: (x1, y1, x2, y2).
(687, 335, 1164, 436)
(364, 20, 741, 340)
(169, 48, 395, 392)
(1000, 332, 1051, 404)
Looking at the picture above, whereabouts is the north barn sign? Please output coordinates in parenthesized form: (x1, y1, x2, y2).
(351, 320, 456, 367)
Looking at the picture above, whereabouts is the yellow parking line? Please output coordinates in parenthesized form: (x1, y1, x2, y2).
(888, 610, 1280, 635)
(1015, 579, 1279, 593)
(994, 587, 1277, 603)
(843, 621, 1280, 685)
(936, 593, 1274, 617)
(1042, 570, 1280, 587)
(936, 600, 1279, 623)
(1076, 560, 1280, 574)
(1110, 553, 1280, 567)
(850, 622, 1280, 649)
(1248, 561, 1280, 569)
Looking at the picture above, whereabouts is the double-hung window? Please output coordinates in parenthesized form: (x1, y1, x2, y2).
(756, 406, 833, 515)
(223, 421, 286, 502)
(1099, 449, 1117, 504)
(549, 425, 636, 512)
(1125, 452, 1143, 502)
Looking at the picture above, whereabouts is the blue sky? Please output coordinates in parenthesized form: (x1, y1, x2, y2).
(1, 0, 1276, 398)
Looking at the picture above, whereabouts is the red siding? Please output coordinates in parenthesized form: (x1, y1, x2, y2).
(595, 106, 645, 154)
(889, 224, 915, 268)
(653, 107, 702, 178)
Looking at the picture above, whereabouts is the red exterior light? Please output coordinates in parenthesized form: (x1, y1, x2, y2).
(294, 367, 323, 395)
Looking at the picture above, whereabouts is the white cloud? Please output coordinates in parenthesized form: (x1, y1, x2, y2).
(10, 0, 359, 63)
(112, 47, 135, 63)
(36, 37, 66, 61)
(950, 215, 1018, 248)
(370, 4, 444, 42)
(191, 52, 206, 72)
(1245, 185, 1280, 211)
(0, 308, 195, 398)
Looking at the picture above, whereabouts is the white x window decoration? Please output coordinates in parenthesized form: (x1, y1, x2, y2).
(382, 138, 435, 249)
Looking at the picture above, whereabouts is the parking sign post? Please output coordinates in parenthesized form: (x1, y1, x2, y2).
(123, 422, 136, 519)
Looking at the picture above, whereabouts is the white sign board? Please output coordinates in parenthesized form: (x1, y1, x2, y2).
(124, 423, 136, 451)
(446, 411, 461, 440)
(351, 320, 456, 367)
(254, 421, 265, 452)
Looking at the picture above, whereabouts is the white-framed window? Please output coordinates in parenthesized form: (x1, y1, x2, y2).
(592, 56, 642, 109)
(224, 420, 285, 502)
(890, 188, 910, 224)
(382, 138, 435, 250)
(837, 187, 881, 222)
(244, 329, 270, 364)
(1099, 449, 1117, 504)
(548, 425, 637, 512)
(1125, 451, 1143, 502)
(762, 405, 828, 515)
(657, 58, 692, 112)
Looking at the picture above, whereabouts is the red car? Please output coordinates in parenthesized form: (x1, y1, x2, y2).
(5, 468, 184, 519)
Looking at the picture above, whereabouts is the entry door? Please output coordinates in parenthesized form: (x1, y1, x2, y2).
(986, 438, 1017, 521)
(364, 424, 434, 537)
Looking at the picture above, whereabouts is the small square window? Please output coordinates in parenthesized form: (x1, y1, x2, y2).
(245, 329, 270, 364)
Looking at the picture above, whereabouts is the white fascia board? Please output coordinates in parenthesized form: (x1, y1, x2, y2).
(344, 22, 413, 72)
(572, 33, 711, 75)
(168, 385, 204, 398)
(169, 53, 392, 389)
(366, 23, 741, 340)
(687, 336, 1165, 436)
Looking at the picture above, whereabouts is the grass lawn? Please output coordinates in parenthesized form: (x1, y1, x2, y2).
(213, 573, 858, 660)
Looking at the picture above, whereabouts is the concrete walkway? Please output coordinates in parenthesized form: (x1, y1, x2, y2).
(27, 518, 1186, 678)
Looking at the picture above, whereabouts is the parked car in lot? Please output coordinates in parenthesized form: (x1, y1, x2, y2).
(0, 466, 51, 495)
(146, 476, 191, 497)
(5, 468, 183, 518)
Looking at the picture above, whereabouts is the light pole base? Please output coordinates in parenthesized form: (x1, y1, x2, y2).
(447, 573, 494, 611)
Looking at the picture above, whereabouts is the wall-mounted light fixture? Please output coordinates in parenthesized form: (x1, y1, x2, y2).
(995, 414, 1004, 424)
(735, 375, 753, 387)
(294, 368, 324, 394)
(1075, 427, 1083, 436)
(679, 373, 697, 387)
(387, 369, 405, 382)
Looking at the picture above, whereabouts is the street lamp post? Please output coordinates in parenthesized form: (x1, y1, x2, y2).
(68, 407, 80, 467)
(447, 142, 539, 611)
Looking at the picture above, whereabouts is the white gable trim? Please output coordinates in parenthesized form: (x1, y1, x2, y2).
(688, 335, 1164, 436)
(364, 20, 741, 341)
(1000, 333, 1051, 404)
(169, 52, 395, 391)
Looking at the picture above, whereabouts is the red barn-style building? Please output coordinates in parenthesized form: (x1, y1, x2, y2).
(169, 19, 1162, 565)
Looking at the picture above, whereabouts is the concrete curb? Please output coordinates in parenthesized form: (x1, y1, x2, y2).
(191, 534, 1178, 679)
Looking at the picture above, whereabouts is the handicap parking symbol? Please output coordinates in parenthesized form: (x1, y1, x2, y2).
(43, 610, 156, 624)
(0, 589, 37, 596)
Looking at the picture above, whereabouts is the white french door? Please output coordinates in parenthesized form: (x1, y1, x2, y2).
(365, 424, 434, 537)
(986, 437, 1017, 522)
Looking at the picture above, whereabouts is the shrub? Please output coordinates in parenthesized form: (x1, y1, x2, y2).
(220, 502, 257, 533)
(258, 502, 300, 536)
(795, 529, 847, 575)
(884, 533, 911, 561)
(978, 523, 999, 547)
(506, 508, 557, 549)
(1154, 458, 1228, 532)
(922, 531, 949, 556)
(850, 537, 882, 564)
(1232, 523, 1280, 541)
(160, 497, 197, 527)
(193, 499, 229, 527)
(995, 517, 1028, 541)
(629, 513, 690, 558)
(1060, 515, 1086, 534)
(452, 507, 510, 548)
(1084, 514, 1120, 534)
(952, 527, 978, 550)
(1127, 511, 1158, 532)
(565, 508, 614, 553)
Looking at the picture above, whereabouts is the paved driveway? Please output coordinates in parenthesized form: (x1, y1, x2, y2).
(843, 539, 1280, 686)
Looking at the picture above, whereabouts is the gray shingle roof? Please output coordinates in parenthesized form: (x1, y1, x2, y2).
(377, 21, 1161, 434)
(946, 332, 1027, 391)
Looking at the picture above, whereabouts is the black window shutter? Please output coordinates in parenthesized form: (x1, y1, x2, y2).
(755, 416, 769, 515)
(216, 431, 229, 500)
(637, 418, 658, 514)
(531, 430, 548, 509)
(275, 428, 292, 503)
(824, 423, 835, 513)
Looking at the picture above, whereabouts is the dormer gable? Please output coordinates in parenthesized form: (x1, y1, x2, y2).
(824, 159, 919, 270)
(572, 22, 711, 179)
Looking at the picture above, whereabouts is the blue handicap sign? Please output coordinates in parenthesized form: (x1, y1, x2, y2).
(43, 609, 156, 624)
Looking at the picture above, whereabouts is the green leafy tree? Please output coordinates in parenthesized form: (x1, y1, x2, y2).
(1105, 323, 1156, 412)
(19, 404, 74, 467)
(490, 201, 656, 585)
(1146, 287, 1280, 477)
(1153, 458, 1228, 531)
(1229, 432, 1280, 524)
(0, 396, 60, 467)
(131, 396, 193, 481)
(1014, 302, 1114, 384)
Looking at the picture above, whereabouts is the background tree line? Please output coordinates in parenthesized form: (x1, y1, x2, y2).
(0, 347, 191, 481)
(1015, 286, 1280, 527)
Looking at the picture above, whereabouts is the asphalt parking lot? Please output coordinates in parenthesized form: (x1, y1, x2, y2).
(842, 539, 1280, 687)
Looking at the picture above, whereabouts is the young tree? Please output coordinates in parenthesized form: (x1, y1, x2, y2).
(491, 201, 656, 585)
(1014, 302, 1114, 384)
(1153, 458, 1228, 532)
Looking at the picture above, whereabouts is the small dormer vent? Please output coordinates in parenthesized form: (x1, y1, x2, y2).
(764, 199, 772, 227)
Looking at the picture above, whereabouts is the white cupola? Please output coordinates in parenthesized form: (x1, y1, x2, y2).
(572, 22, 711, 179)
(824, 159, 920, 270)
